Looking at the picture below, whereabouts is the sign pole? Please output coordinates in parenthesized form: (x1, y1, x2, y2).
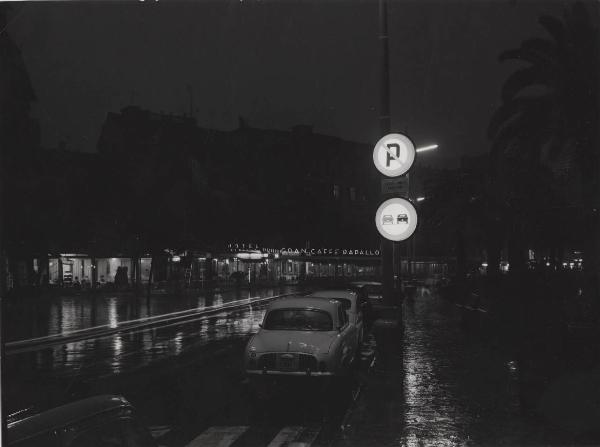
(379, 0, 395, 306)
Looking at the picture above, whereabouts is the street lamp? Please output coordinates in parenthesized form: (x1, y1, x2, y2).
(416, 144, 439, 153)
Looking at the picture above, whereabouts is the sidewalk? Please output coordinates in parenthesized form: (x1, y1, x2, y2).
(3, 286, 297, 342)
(336, 289, 600, 446)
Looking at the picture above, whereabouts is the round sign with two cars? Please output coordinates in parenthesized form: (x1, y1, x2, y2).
(375, 197, 418, 241)
(373, 133, 415, 177)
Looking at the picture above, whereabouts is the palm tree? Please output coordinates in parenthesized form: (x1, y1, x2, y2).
(488, 2, 600, 313)
(421, 166, 486, 284)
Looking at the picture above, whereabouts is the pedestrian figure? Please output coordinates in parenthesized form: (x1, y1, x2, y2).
(114, 266, 128, 289)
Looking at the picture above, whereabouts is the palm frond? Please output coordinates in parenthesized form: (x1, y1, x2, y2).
(519, 38, 559, 65)
(488, 96, 551, 139)
(568, 2, 593, 31)
(498, 49, 525, 63)
(493, 109, 553, 152)
(491, 127, 545, 163)
(538, 14, 565, 44)
(499, 38, 558, 67)
(501, 66, 552, 102)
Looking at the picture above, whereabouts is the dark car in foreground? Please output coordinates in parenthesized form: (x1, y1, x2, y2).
(6, 395, 157, 447)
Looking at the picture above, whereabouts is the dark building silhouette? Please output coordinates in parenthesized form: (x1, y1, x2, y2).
(96, 106, 381, 250)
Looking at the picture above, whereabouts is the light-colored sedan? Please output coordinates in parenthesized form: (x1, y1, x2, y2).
(244, 297, 357, 377)
(306, 289, 366, 347)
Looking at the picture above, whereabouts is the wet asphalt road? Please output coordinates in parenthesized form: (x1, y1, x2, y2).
(339, 288, 600, 446)
(5, 289, 288, 414)
(4, 287, 296, 341)
(5, 286, 600, 446)
(5, 285, 368, 446)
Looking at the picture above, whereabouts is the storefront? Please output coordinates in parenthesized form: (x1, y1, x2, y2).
(214, 249, 275, 285)
(48, 254, 153, 286)
(8, 245, 453, 290)
(221, 244, 383, 283)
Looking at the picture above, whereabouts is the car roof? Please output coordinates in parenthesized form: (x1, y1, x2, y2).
(307, 290, 357, 301)
(7, 395, 132, 444)
(267, 296, 340, 312)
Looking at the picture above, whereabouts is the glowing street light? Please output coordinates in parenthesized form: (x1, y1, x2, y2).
(416, 144, 438, 153)
(416, 197, 426, 202)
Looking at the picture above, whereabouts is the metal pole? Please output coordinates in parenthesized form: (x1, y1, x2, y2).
(406, 172, 411, 280)
(379, 0, 396, 306)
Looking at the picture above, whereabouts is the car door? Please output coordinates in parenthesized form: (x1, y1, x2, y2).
(63, 415, 156, 447)
(337, 305, 356, 368)
(354, 296, 365, 344)
(64, 422, 125, 447)
(8, 431, 60, 447)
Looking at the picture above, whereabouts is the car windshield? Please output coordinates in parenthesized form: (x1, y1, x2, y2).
(264, 308, 333, 331)
(366, 285, 382, 296)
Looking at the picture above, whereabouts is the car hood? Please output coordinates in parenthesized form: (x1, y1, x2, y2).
(250, 330, 337, 355)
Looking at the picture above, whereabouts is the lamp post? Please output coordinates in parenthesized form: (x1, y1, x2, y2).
(378, 0, 396, 306)
(377, 0, 438, 303)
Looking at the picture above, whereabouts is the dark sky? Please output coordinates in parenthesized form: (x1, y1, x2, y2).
(8, 0, 565, 166)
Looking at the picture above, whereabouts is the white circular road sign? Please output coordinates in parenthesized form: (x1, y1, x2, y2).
(375, 197, 418, 241)
(373, 133, 416, 177)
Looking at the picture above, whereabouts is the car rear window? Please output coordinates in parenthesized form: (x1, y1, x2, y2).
(334, 298, 352, 310)
(312, 297, 351, 311)
(264, 309, 333, 331)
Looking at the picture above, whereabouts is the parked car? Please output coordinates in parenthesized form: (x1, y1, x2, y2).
(6, 395, 157, 447)
(244, 297, 358, 378)
(351, 281, 383, 304)
(306, 289, 368, 347)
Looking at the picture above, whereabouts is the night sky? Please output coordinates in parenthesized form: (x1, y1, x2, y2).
(7, 0, 565, 167)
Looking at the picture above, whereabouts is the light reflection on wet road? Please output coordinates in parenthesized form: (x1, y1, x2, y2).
(399, 293, 524, 446)
(5, 287, 293, 341)
(17, 302, 267, 380)
(340, 288, 580, 447)
(8, 286, 599, 446)
(5, 290, 282, 415)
